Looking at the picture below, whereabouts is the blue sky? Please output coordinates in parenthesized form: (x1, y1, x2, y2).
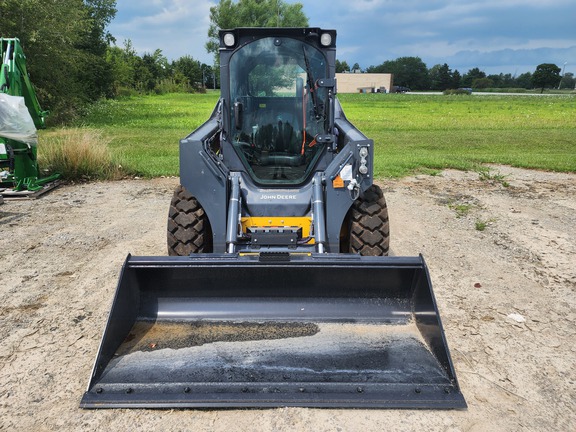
(109, 0, 576, 76)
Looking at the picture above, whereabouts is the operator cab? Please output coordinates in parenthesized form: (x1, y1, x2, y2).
(227, 34, 333, 185)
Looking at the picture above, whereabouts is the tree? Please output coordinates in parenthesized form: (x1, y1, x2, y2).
(136, 49, 169, 92)
(106, 40, 139, 94)
(206, 0, 308, 59)
(516, 72, 533, 89)
(429, 63, 453, 90)
(173, 56, 203, 90)
(201, 63, 216, 89)
(1, 0, 85, 117)
(0, 0, 116, 121)
(486, 73, 514, 88)
(429, 64, 462, 90)
(76, 0, 118, 99)
(559, 72, 575, 90)
(452, 69, 462, 89)
(335, 60, 350, 73)
(532, 63, 561, 93)
(367, 57, 430, 90)
(461, 68, 486, 88)
(472, 77, 494, 89)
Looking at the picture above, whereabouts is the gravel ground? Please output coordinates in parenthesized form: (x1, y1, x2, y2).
(1, 166, 574, 431)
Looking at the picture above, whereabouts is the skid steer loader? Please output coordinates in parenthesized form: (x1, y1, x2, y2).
(81, 28, 466, 409)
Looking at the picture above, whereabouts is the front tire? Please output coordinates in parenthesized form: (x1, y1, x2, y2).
(167, 185, 212, 256)
(344, 184, 390, 256)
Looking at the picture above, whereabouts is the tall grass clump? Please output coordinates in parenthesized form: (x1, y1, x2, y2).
(38, 128, 124, 181)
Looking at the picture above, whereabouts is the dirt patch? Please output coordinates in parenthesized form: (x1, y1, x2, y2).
(1, 167, 575, 431)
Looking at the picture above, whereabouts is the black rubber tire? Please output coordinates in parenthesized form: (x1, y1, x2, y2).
(167, 185, 213, 256)
(346, 184, 390, 256)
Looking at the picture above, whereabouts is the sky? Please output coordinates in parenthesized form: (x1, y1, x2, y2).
(108, 0, 576, 76)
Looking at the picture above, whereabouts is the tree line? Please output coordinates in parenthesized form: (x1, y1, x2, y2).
(337, 58, 575, 92)
(106, 41, 217, 96)
(2, 0, 117, 123)
(1, 0, 222, 123)
(0, 0, 309, 123)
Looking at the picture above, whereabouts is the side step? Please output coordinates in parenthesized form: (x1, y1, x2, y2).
(81, 253, 466, 409)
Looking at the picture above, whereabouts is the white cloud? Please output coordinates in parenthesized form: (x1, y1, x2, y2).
(344, 0, 389, 12)
(109, 0, 216, 62)
(107, 0, 576, 74)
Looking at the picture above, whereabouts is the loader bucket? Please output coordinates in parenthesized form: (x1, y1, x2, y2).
(81, 253, 466, 409)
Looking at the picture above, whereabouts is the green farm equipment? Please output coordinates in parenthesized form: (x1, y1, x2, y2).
(0, 38, 59, 197)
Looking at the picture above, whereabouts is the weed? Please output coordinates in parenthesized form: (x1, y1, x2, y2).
(448, 202, 473, 218)
(478, 169, 510, 187)
(475, 220, 488, 231)
(475, 218, 496, 231)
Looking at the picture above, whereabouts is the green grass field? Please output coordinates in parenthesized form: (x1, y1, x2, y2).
(57, 91, 575, 179)
(339, 93, 576, 177)
(74, 93, 219, 177)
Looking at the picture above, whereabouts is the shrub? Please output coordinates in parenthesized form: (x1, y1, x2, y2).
(116, 87, 140, 98)
(443, 89, 472, 95)
(480, 88, 529, 93)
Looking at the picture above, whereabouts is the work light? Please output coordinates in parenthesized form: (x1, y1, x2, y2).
(223, 33, 235, 47)
(320, 33, 332, 46)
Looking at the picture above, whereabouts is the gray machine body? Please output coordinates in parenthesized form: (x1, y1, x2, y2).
(179, 28, 373, 253)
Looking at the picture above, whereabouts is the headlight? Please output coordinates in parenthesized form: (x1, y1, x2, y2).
(320, 33, 332, 47)
(359, 146, 369, 175)
(223, 33, 235, 47)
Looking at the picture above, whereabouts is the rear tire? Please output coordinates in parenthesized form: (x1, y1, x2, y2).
(167, 185, 213, 256)
(344, 184, 390, 256)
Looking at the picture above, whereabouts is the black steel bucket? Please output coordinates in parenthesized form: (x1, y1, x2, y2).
(81, 253, 466, 409)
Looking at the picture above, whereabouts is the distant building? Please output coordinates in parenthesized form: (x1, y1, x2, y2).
(336, 73, 394, 93)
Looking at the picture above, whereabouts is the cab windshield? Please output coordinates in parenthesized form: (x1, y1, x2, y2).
(229, 37, 329, 185)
